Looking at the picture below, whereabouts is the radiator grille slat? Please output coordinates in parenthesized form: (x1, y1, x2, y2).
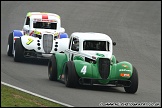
(43, 34, 53, 53)
(98, 58, 110, 79)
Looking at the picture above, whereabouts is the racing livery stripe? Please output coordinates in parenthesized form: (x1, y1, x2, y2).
(29, 31, 34, 36)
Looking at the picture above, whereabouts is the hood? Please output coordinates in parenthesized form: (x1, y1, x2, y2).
(81, 51, 112, 59)
(32, 29, 58, 34)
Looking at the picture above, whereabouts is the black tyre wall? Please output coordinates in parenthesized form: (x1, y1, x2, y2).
(64, 61, 79, 88)
(124, 66, 138, 94)
(14, 38, 24, 62)
(7, 32, 13, 56)
(48, 55, 58, 81)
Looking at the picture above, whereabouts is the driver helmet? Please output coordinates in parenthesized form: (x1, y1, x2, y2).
(43, 22, 50, 27)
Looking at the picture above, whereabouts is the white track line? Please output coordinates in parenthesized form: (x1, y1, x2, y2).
(1, 81, 74, 107)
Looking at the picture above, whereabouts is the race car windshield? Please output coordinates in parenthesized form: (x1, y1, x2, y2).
(33, 22, 57, 29)
(83, 40, 108, 51)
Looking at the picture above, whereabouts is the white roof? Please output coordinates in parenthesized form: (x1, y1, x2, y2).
(27, 12, 60, 19)
(71, 32, 112, 41)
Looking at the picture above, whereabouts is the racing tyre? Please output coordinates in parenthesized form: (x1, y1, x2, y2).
(14, 38, 24, 62)
(7, 32, 13, 56)
(64, 61, 79, 88)
(48, 55, 57, 81)
(124, 66, 138, 94)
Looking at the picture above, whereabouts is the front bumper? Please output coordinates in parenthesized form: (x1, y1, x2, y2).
(24, 50, 52, 59)
(78, 78, 131, 87)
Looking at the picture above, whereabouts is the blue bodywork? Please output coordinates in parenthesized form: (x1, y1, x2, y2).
(60, 33, 68, 38)
(13, 30, 23, 38)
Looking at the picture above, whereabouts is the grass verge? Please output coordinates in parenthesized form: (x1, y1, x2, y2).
(1, 84, 64, 107)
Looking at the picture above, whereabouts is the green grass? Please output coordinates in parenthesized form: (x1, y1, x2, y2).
(1, 84, 65, 107)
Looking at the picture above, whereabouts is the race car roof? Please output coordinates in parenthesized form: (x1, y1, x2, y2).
(27, 12, 60, 19)
(71, 32, 112, 42)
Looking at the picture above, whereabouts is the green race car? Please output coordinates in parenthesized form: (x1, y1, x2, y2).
(48, 32, 138, 94)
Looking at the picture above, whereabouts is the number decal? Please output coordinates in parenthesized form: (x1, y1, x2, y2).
(26, 38, 33, 45)
(81, 66, 87, 75)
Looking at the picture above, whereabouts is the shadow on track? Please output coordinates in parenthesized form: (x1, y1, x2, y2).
(47, 79, 126, 94)
(76, 85, 127, 94)
(23, 58, 49, 66)
(3, 54, 49, 66)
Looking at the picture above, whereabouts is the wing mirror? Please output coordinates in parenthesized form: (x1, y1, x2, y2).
(60, 27, 65, 33)
(23, 25, 29, 31)
(113, 42, 116, 46)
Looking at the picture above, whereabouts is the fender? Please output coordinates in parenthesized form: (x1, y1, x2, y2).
(110, 61, 133, 80)
(13, 30, 23, 38)
(55, 53, 68, 77)
(59, 33, 68, 38)
(74, 60, 92, 78)
(73, 60, 102, 79)
(55, 38, 70, 52)
(20, 36, 39, 50)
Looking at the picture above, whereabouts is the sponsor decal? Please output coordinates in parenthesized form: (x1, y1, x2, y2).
(34, 19, 56, 22)
(119, 69, 131, 72)
(34, 30, 41, 35)
(54, 32, 59, 36)
(120, 73, 130, 77)
(96, 53, 105, 57)
(122, 64, 128, 68)
(29, 30, 41, 36)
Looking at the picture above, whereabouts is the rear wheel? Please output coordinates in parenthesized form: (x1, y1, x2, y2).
(64, 61, 79, 88)
(14, 38, 24, 62)
(48, 55, 58, 81)
(7, 32, 13, 56)
(124, 66, 138, 94)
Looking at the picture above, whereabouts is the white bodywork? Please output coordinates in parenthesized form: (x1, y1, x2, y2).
(65, 32, 113, 61)
(21, 35, 69, 57)
(12, 12, 69, 58)
(22, 12, 65, 35)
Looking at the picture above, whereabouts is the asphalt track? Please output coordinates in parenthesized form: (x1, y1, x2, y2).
(1, 1, 161, 107)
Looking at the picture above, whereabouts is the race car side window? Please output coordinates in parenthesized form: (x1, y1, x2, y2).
(71, 38, 79, 51)
(107, 41, 110, 51)
(25, 17, 30, 26)
(68, 37, 72, 49)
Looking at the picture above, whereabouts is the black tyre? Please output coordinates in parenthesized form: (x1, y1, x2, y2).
(124, 66, 138, 94)
(7, 32, 13, 56)
(48, 55, 58, 81)
(14, 38, 24, 62)
(64, 61, 79, 88)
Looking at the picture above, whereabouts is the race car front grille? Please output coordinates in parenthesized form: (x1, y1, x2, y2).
(98, 58, 110, 79)
(43, 34, 53, 53)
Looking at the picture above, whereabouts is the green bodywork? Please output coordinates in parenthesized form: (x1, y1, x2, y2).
(54, 53, 133, 85)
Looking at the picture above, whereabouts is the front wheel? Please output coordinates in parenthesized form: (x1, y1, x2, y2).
(48, 55, 58, 81)
(14, 38, 24, 62)
(124, 66, 138, 94)
(64, 61, 79, 88)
